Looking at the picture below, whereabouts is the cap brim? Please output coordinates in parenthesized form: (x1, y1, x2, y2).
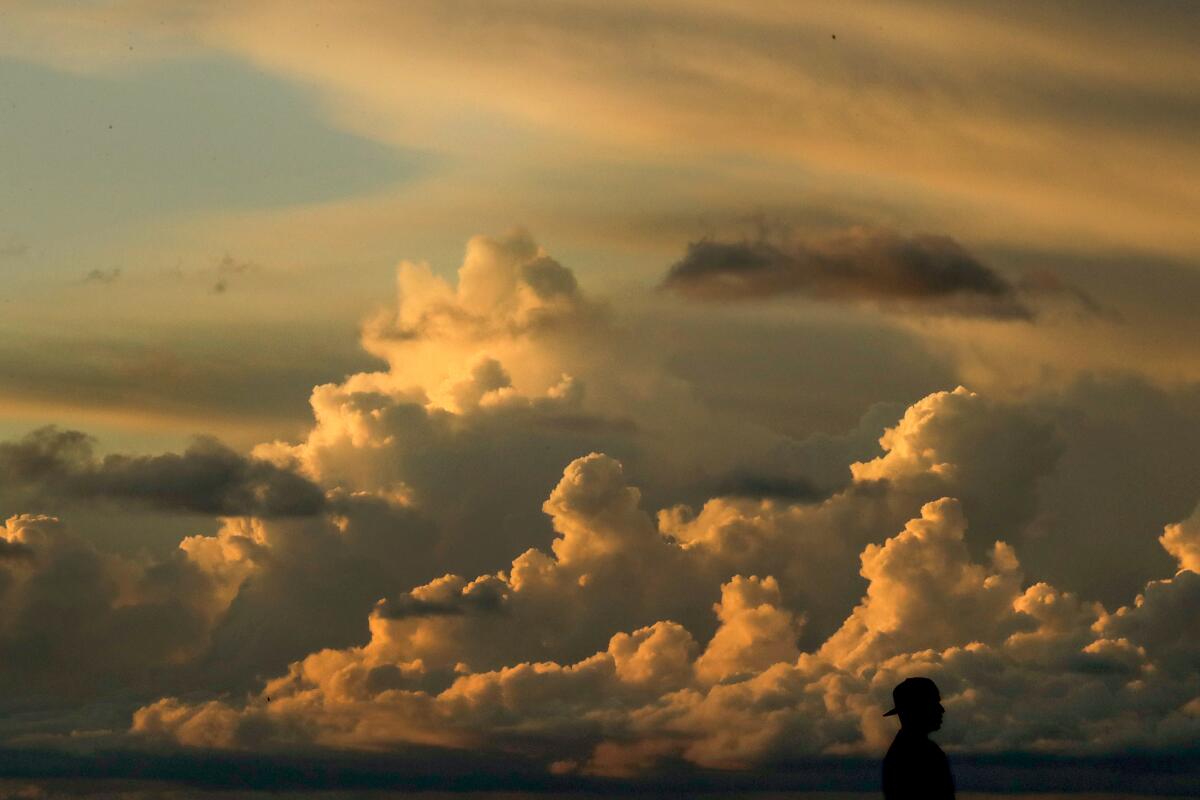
(882, 708, 898, 716)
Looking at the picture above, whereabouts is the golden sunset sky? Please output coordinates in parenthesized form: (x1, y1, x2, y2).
(0, 2, 1198, 796)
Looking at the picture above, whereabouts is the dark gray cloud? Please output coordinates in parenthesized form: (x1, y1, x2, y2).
(210, 256, 257, 294)
(1015, 268, 1118, 321)
(520, 254, 579, 300)
(81, 268, 121, 285)
(661, 228, 1031, 318)
(1018, 376, 1200, 605)
(706, 471, 828, 502)
(0, 515, 217, 703)
(0, 435, 446, 707)
(0, 427, 325, 517)
(0, 539, 34, 561)
(376, 576, 509, 619)
(189, 495, 444, 692)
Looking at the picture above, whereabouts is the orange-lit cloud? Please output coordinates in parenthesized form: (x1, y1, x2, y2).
(127, 460, 1200, 772)
(0, 233, 1197, 791)
(6, 0, 1200, 261)
(1, 0, 1199, 791)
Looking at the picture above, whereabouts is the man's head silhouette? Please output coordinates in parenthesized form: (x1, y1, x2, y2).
(883, 676, 944, 734)
(881, 677, 955, 799)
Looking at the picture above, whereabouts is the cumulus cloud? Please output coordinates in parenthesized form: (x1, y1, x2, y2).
(661, 228, 1031, 318)
(6, 230, 783, 717)
(175, 493, 444, 691)
(849, 385, 1062, 548)
(242, 227, 1067, 661)
(1161, 502, 1200, 573)
(251, 228, 822, 579)
(694, 575, 801, 685)
(0, 513, 215, 700)
(0, 371, 1192, 786)
(127, 446, 1200, 777)
(0, 231, 1195, 793)
(819, 498, 1025, 671)
(0, 486, 447, 715)
(0, 431, 444, 700)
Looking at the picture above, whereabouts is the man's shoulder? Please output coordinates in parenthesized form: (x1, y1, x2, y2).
(885, 731, 946, 761)
(882, 732, 955, 800)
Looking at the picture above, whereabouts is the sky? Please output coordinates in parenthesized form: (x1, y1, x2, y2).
(0, 1, 1199, 796)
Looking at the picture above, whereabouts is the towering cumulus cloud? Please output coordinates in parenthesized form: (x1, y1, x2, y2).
(109, 236, 1197, 782)
(130, 453, 1200, 773)
(0, 232, 1196, 790)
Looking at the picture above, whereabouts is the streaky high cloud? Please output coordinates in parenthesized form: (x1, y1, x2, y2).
(661, 228, 1029, 318)
(10, 0, 1199, 259)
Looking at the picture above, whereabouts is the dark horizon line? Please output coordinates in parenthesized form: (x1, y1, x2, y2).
(2, 745, 1198, 796)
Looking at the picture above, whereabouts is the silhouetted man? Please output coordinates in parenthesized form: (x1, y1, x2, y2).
(882, 677, 954, 800)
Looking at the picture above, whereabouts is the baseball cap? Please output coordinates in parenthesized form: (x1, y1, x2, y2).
(883, 676, 941, 717)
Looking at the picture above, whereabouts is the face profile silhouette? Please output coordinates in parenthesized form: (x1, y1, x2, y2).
(882, 677, 955, 800)
(883, 676, 945, 734)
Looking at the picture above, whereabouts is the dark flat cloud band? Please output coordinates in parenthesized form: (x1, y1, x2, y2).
(0, 427, 325, 517)
(661, 228, 1031, 318)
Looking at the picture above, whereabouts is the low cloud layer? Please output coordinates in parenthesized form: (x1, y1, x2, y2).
(661, 228, 1031, 318)
(0, 232, 1195, 792)
(130, 457, 1200, 778)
